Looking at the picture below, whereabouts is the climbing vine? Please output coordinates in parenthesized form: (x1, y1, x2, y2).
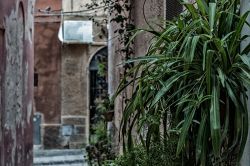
(86, 0, 135, 73)
(85, 0, 135, 159)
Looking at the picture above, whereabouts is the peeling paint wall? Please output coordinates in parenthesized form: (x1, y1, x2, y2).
(0, 0, 35, 165)
(34, 0, 62, 149)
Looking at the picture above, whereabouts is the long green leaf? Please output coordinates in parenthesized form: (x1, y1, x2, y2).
(177, 108, 196, 155)
(209, 3, 217, 34)
(196, 113, 208, 163)
(151, 72, 188, 106)
(183, 3, 199, 20)
(196, 0, 208, 16)
(230, 11, 250, 57)
(210, 86, 221, 158)
(189, 36, 200, 63)
(205, 50, 214, 94)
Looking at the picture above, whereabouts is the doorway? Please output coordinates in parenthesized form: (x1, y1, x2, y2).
(89, 47, 108, 143)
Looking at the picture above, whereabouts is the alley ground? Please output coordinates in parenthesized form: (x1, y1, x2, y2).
(34, 149, 88, 166)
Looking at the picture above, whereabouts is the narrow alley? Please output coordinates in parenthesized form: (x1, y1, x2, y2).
(1, 0, 250, 166)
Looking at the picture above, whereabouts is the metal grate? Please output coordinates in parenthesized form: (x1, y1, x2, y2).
(165, 0, 183, 20)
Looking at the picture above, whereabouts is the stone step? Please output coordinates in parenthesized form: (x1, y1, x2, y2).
(34, 149, 88, 166)
(36, 164, 85, 166)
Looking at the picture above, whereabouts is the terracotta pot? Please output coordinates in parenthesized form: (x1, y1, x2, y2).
(103, 111, 114, 122)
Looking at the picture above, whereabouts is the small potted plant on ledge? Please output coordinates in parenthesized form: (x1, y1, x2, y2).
(96, 98, 114, 122)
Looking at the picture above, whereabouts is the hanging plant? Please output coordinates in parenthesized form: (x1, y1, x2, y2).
(115, 0, 250, 165)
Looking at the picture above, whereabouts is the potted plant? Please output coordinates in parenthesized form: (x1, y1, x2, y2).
(96, 98, 114, 122)
(115, 0, 250, 165)
(103, 110, 114, 122)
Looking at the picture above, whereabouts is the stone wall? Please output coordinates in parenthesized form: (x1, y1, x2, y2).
(61, 44, 106, 147)
(0, 0, 35, 165)
(61, 44, 88, 148)
(60, 0, 107, 148)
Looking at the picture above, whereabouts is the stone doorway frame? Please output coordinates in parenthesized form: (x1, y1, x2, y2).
(86, 45, 108, 144)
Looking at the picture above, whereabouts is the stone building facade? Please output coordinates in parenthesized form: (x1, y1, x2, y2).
(0, 0, 35, 165)
(61, 0, 108, 148)
(33, 0, 108, 149)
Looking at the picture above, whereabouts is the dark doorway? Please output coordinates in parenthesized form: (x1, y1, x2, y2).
(89, 47, 108, 142)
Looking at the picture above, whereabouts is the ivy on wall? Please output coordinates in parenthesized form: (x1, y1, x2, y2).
(86, 0, 135, 73)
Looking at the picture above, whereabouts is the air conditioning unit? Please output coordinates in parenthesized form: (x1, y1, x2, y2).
(58, 20, 93, 44)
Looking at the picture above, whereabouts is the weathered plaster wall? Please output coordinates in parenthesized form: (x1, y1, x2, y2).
(132, 0, 165, 57)
(34, 0, 62, 149)
(35, 0, 61, 11)
(241, 0, 250, 164)
(34, 22, 61, 124)
(34, 22, 62, 148)
(0, 0, 35, 165)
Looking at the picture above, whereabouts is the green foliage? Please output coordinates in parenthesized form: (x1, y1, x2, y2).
(96, 97, 114, 114)
(94, 121, 107, 142)
(115, 0, 250, 165)
(87, 120, 116, 166)
(103, 137, 181, 166)
(86, 0, 135, 74)
(97, 62, 106, 77)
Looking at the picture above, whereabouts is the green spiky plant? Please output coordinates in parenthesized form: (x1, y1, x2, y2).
(115, 0, 250, 165)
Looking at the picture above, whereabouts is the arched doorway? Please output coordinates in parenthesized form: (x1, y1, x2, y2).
(89, 47, 108, 142)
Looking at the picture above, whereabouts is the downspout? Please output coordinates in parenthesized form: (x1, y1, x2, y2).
(107, 0, 115, 150)
(241, 0, 250, 165)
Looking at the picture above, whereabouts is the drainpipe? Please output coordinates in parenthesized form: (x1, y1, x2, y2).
(107, 1, 115, 149)
(241, 0, 250, 165)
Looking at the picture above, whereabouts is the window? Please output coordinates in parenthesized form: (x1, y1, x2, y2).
(34, 73, 38, 87)
(165, 0, 183, 20)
